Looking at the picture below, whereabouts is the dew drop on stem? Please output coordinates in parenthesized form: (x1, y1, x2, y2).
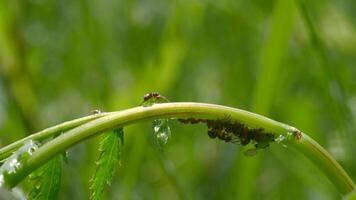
(141, 92, 172, 149)
(0, 140, 39, 188)
(275, 134, 288, 148)
(152, 119, 171, 149)
(275, 135, 285, 143)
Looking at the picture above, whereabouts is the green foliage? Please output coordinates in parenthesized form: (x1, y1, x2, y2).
(0, 0, 356, 198)
(344, 191, 356, 200)
(28, 155, 62, 200)
(89, 128, 124, 200)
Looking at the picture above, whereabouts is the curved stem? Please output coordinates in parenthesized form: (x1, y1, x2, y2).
(0, 112, 112, 161)
(288, 133, 355, 195)
(1, 102, 354, 195)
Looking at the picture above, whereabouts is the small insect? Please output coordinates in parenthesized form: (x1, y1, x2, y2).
(293, 129, 302, 140)
(141, 92, 169, 107)
(143, 92, 161, 101)
(206, 119, 239, 143)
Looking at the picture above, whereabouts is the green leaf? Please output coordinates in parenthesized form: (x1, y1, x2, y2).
(89, 128, 124, 200)
(28, 155, 62, 200)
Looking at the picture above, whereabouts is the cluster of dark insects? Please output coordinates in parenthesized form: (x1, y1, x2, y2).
(178, 117, 276, 150)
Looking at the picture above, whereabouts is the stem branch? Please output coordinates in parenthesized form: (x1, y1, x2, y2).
(1, 102, 354, 195)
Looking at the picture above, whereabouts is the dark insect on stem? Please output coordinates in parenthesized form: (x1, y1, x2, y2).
(141, 92, 169, 107)
(293, 129, 302, 140)
(143, 92, 169, 102)
(143, 92, 161, 101)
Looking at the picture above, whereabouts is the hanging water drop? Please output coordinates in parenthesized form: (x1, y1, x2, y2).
(275, 134, 288, 148)
(275, 135, 285, 143)
(91, 109, 102, 114)
(140, 92, 172, 149)
(152, 119, 171, 149)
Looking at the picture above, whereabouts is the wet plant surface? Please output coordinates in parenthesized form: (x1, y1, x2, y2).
(1, 0, 356, 198)
(142, 92, 172, 150)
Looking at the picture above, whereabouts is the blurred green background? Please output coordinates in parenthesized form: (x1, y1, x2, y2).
(0, 0, 356, 199)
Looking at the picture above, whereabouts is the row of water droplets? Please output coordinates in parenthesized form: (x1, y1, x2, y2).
(0, 140, 39, 200)
(141, 92, 171, 150)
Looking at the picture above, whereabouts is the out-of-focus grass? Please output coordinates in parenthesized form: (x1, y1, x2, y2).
(232, 0, 296, 200)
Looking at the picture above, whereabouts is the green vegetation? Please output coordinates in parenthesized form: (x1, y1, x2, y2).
(1, 0, 356, 199)
(0, 102, 355, 198)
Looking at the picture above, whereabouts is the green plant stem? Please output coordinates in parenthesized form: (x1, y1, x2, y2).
(287, 133, 355, 195)
(0, 112, 111, 161)
(1, 103, 354, 195)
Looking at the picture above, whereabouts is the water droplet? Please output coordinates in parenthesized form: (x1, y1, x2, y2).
(62, 151, 69, 164)
(275, 135, 288, 148)
(26, 140, 38, 155)
(154, 125, 160, 133)
(275, 135, 285, 143)
(8, 158, 21, 174)
(0, 140, 39, 178)
(91, 109, 102, 114)
(152, 119, 171, 149)
(140, 93, 171, 149)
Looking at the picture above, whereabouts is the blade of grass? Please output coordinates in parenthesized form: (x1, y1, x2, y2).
(231, 0, 296, 199)
(296, 0, 355, 160)
(0, 1, 39, 133)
